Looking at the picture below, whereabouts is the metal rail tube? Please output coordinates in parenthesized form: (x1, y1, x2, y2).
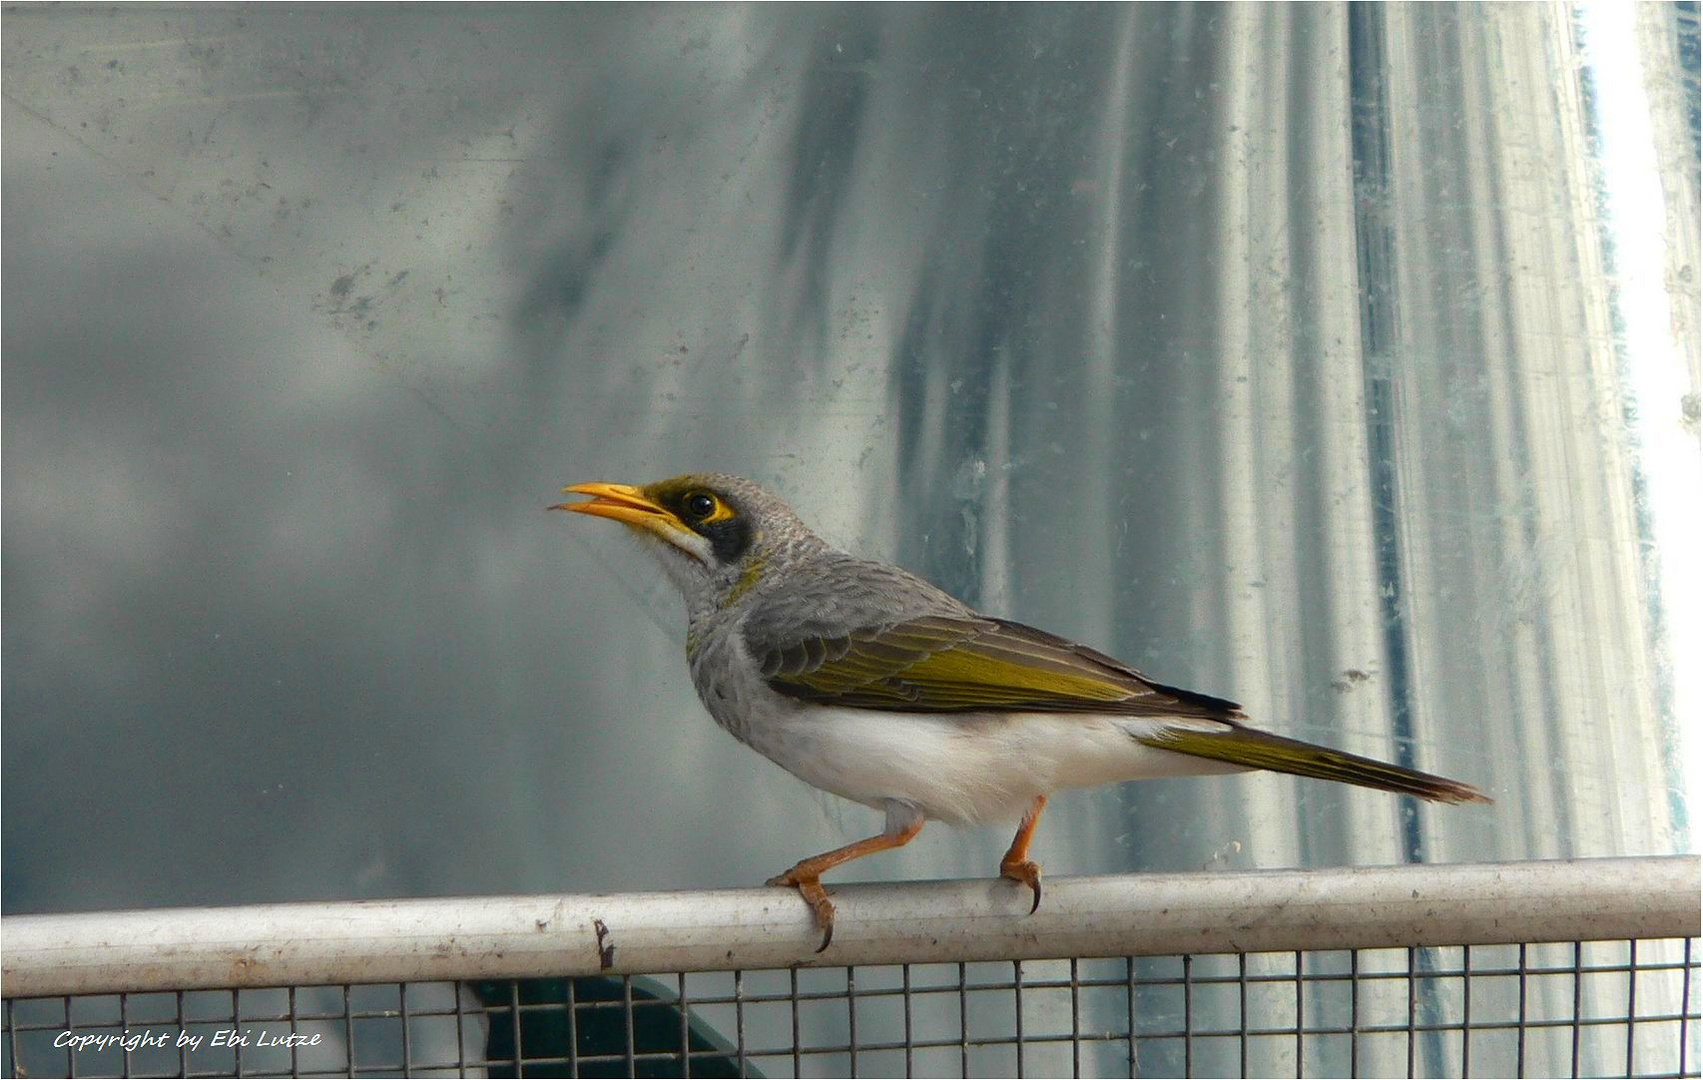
(3, 856, 1697, 998)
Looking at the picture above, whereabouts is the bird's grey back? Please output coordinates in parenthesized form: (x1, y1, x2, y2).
(736, 548, 975, 655)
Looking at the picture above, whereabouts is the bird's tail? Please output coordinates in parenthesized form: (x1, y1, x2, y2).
(1137, 723, 1490, 804)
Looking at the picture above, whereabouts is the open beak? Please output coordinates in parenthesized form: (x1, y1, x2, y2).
(553, 479, 711, 563)
(550, 481, 677, 528)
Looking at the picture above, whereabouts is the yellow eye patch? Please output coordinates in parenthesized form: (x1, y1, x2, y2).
(681, 489, 737, 524)
(639, 477, 741, 528)
(697, 493, 737, 524)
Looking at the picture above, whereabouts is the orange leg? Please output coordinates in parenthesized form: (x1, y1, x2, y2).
(767, 817, 925, 952)
(999, 795, 1048, 914)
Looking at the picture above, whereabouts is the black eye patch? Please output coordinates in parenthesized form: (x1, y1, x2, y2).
(701, 513, 752, 564)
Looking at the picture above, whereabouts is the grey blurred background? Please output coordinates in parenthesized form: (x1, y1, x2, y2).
(3, 7, 1698, 1069)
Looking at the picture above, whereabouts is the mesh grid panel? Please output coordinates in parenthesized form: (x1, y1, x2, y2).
(5, 939, 1697, 1078)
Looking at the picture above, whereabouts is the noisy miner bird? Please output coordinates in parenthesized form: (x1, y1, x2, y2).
(554, 473, 1489, 949)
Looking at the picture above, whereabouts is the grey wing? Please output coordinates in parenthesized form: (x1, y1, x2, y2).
(739, 552, 1243, 721)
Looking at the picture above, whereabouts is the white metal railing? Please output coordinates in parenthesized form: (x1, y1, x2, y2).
(2, 856, 1698, 1078)
(3, 856, 1697, 994)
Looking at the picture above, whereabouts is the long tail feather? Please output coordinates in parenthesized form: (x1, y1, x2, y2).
(1138, 724, 1491, 804)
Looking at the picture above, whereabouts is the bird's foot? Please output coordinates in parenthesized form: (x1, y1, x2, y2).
(1000, 858, 1043, 914)
(766, 870, 837, 952)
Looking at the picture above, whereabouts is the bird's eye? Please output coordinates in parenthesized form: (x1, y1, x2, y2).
(685, 492, 718, 520)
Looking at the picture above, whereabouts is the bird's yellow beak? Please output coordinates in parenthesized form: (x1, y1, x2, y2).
(550, 481, 678, 529)
(552, 478, 717, 565)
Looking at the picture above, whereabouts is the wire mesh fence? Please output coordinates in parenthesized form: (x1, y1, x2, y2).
(4, 858, 1698, 1078)
(5, 941, 1699, 1078)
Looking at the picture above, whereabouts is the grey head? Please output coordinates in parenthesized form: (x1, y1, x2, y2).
(553, 472, 831, 618)
(556, 471, 976, 646)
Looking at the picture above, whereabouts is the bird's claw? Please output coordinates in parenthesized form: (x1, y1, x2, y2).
(1000, 859, 1043, 914)
(768, 871, 836, 951)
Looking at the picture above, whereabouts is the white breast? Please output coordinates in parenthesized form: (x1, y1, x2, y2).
(741, 702, 1247, 825)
